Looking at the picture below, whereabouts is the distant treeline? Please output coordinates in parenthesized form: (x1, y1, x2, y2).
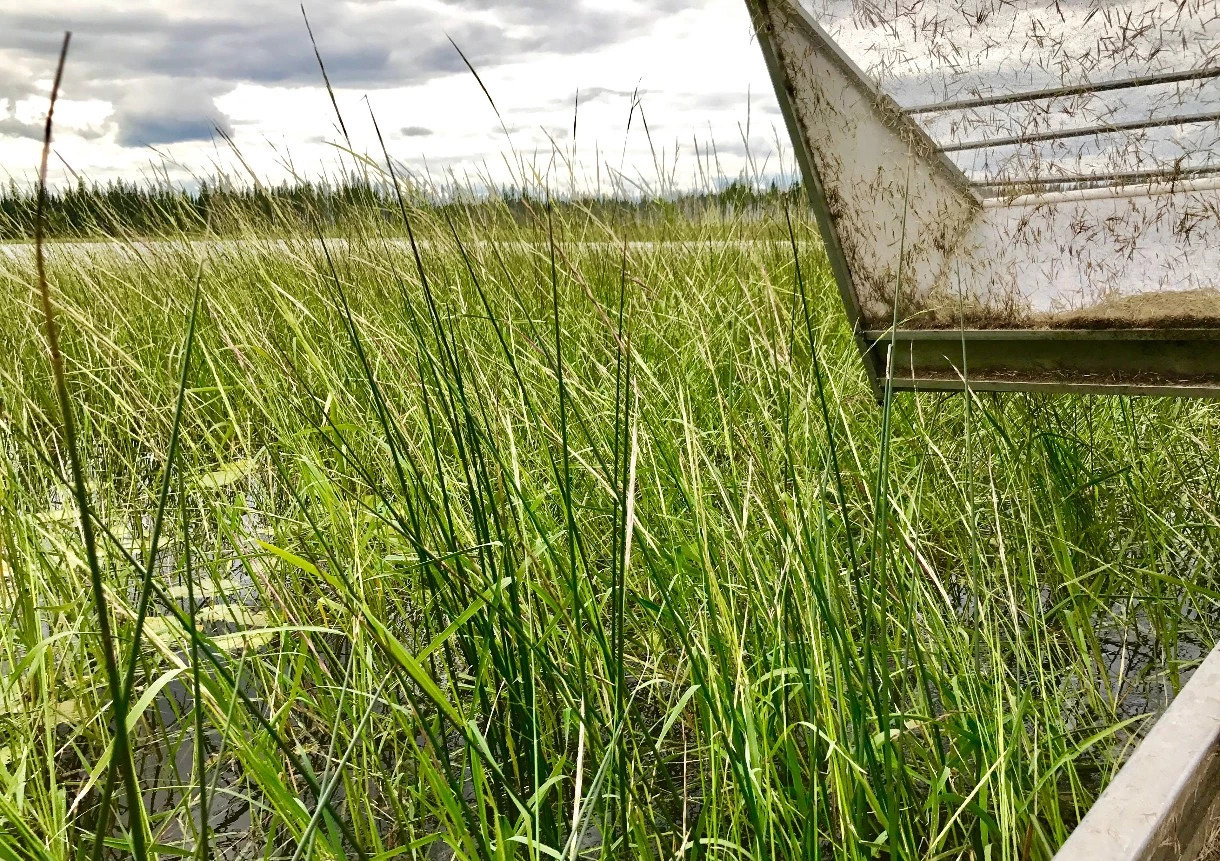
(0, 177, 803, 240)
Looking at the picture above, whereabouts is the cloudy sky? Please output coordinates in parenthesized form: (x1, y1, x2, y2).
(0, 0, 793, 193)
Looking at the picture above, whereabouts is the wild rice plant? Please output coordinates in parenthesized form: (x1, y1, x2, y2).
(0, 142, 1217, 861)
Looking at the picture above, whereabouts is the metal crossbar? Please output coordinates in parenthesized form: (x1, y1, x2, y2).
(906, 66, 1220, 114)
(940, 109, 1220, 152)
(971, 163, 1220, 191)
(748, 0, 1220, 398)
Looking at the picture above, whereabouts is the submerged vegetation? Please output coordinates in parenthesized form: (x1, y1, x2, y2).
(0, 179, 1218, 861)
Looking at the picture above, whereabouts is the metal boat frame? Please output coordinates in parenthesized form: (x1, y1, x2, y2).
(746, 0, 1220, 398)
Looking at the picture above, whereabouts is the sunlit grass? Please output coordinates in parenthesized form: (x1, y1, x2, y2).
(0, 184, 1218, 861)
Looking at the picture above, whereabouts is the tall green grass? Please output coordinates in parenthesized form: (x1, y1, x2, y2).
(0, 179, 1218, 861)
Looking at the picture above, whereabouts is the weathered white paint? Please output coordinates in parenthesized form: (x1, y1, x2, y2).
(756, 0, 1220, 326)
(759, 0, 980, 321)
(955, 187, 1220, 316)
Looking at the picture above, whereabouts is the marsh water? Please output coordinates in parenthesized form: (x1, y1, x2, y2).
(20, 471, 1211, 858)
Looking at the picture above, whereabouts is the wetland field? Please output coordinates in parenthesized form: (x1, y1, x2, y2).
(0, 188, 1218, 860)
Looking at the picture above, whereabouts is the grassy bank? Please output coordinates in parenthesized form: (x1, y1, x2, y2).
(0, 194, 1217, 860)
(0, 178, 795, 243)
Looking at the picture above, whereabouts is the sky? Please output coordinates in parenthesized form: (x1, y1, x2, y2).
(4, 0, 1215, 194)
(0, 0, 793, 194)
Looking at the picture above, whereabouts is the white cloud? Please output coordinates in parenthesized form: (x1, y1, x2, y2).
(0, 0, 785, 192)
